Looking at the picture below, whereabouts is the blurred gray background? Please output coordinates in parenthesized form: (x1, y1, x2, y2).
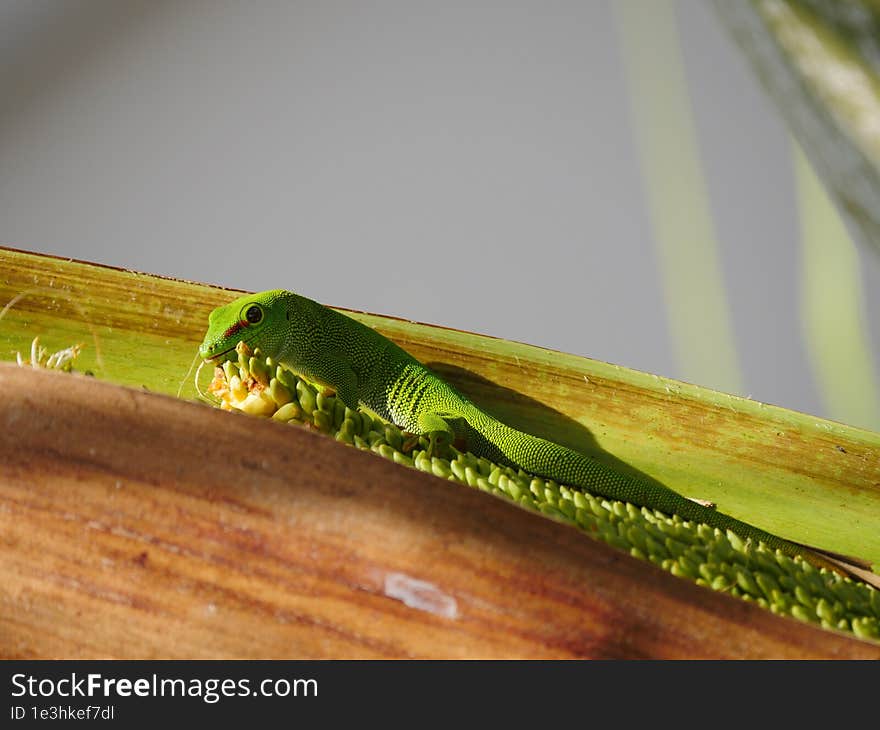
(1, 0, 878, 428)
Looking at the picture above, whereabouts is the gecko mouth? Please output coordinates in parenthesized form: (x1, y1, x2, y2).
(202, 339, 252, 363)
(201, 320, 259, 362)
(203, 347, 235, 362)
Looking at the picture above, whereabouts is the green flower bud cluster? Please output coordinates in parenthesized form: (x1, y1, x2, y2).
(209, 343, 880, 641)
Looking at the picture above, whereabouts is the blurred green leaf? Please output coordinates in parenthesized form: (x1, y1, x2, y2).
(716, 0, 880, 258)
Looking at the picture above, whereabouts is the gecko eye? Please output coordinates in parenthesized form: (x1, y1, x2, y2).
(244, 304, 263, 324)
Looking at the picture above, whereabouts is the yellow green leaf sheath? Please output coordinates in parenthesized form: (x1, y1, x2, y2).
(198, 289, 819, 565)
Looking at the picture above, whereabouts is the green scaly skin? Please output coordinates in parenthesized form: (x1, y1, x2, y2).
(198, 289, 814, 563)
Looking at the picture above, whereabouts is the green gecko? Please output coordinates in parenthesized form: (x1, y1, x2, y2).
(198, 289, 820, 565)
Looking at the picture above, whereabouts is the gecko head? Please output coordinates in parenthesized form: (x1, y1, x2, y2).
(198, 289, 293, 362)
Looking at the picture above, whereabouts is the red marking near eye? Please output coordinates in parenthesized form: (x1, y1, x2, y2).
(223, 321, 248, 339)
